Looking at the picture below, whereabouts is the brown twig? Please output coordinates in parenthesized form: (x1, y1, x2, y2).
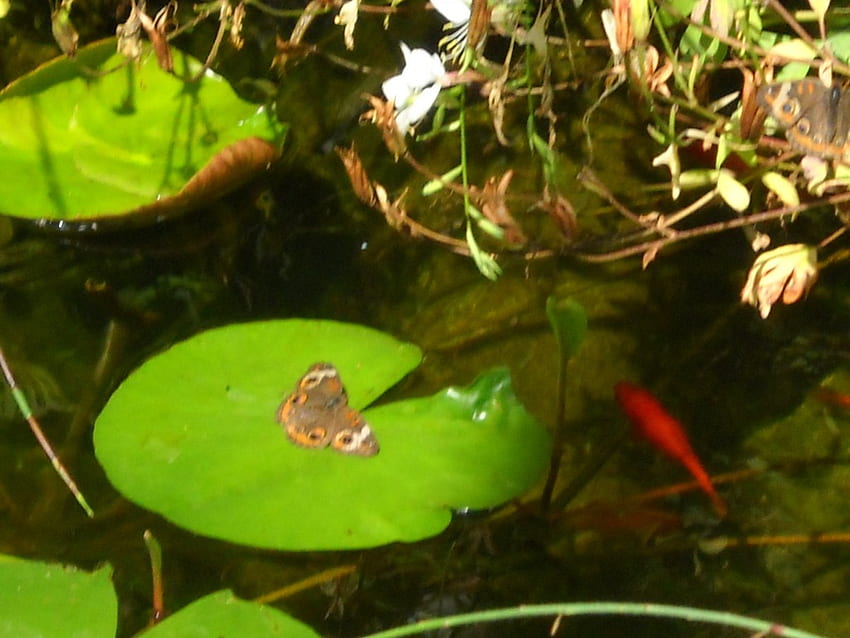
(144, 530, 166, 623)
(254, 565, 357, 604)
(573, 190, 850, 263)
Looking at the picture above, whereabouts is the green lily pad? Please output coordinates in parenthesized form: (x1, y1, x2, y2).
(0, 556, 116, 637)
(0, 38, 285, 224)
(94, 320, 550, 550)
(0, 556, 321, 637)
(143, 590, 320, 638)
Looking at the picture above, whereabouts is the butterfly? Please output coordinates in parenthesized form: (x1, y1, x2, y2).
(276, 363, 379, 456)
(757, 78, 850, 161)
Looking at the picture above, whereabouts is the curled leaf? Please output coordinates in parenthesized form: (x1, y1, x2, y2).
(70, 137, 281, 227)
(137, 0, 176, 72)
(477, 170, 527, 248)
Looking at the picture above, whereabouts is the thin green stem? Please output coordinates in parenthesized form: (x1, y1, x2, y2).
(459, 89, 470, 215)
(361, 602, 827, 638)
(539, 348, 567, 510)
(0, 346, 93, 517)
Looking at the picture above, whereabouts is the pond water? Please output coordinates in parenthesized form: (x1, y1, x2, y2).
(3, 3, 850, 637)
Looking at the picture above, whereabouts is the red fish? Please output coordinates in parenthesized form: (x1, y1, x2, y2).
(813, 387, 850, 409)
(614, 381, 728, 517)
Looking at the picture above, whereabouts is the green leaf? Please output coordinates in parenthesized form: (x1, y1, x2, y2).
(679, 23, 726, 62)
(94, 320, 550, 550)
(716, 169, 750, 212)
(142, 590, 320, 638)
(762, 171, 800, 208)
(545, 296, 587, 361)
(0, 38, 285, 223)
(422, 164, 462, 196)
(0, 556, 116, 637)
(678, 168, 717, 190)
(465, 223, 502, 280)
(761, 39, 816, 80)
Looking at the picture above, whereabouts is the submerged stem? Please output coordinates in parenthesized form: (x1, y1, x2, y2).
(0, 346, 93, 517)
(362, 602, 827, 638)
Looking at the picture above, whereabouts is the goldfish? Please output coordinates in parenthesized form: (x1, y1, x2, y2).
(813, 387, 850, 409)
(614, 381, 728, 518)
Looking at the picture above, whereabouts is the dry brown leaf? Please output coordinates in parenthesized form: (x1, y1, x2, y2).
(540, 186, 576, 239)
(467, 0, 492, 52)
(739, 67, 762, 141)
(374, 184, 408, 231)
(335, 144, 376, 206)
(362, 94, 407, 158)
(138, 0, 175, 72)
(477, 170, 527, 248)
(230, 2, 246, 50)
(271, 34, 318, 73)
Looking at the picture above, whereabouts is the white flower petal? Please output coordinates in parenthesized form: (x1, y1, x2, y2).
(384, 43, 446, 134)
(400, 48, 446, 88)
(431, 0, 471, 24)
(398, 82, 441, 129)
(382, 74, 412, 105)
(334, 0, 359, 50)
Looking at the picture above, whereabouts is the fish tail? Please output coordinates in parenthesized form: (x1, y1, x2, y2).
(682, 457, 728, 518)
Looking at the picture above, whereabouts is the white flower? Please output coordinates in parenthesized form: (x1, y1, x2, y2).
(432, 0, 472, 61)
(382, 43, 446, 134)
(334, 0, 359, 50)
(432, 0, 471, 24)
(740, 244, 818, 319)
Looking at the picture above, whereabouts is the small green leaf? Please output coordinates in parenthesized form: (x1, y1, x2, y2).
(545, 296, 587, 361)
(422, 164, 462, 196)
(716, 169, 750, 212)
(762, 171, 800, 208)
(679, 168, 718, 190)
(467, 203, 505, 240)
(466, 223, 502, 280)
(764, 39, 816, 66)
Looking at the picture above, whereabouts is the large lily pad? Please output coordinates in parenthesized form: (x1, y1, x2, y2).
(0, 38, 284, 224)
(94, 320, 550, 550)
(143, 590, 320, 638)
(0, 556, 116, 637)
